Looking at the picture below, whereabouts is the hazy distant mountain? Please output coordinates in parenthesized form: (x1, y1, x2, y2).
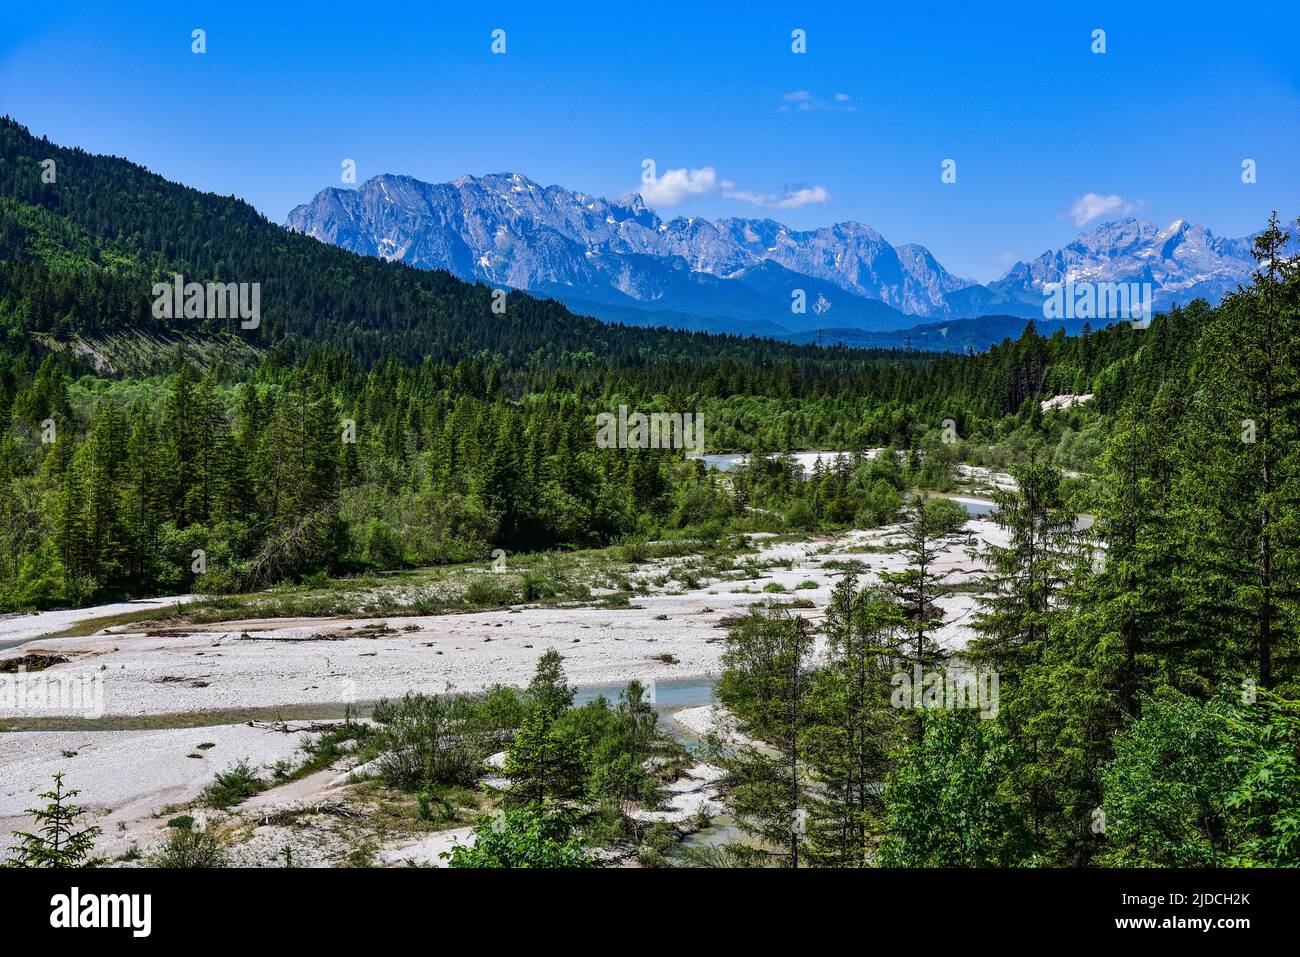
(986, 218, 1259, 311)
(287, 173, 1277, 336)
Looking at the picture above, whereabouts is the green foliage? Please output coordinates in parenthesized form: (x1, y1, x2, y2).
(880, 496, 955, 725)
(504, 709, 590, 808)
(200, 760, 265, 809)
(716, 606, 814, 865)
(4, 773, 100, 868)
(802, 571, 905, 866)
(526, 648, 575, 720)
(442, 807, 594, 868)
(919, 496, 970, 536)
(1100, 689, 1300, 867)
(586, 681, 662, 810)
(1099, 691, 1234, 866)
(878, 711, 1029, 867)
(370, 692, 511, 790)
(149, 819, 228, 868)
(505, 654, 669, 823)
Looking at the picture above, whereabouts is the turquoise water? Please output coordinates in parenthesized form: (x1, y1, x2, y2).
(573, 676, 716, 712)
(574, 676, 718, 749)
(931, 494, 997, 517)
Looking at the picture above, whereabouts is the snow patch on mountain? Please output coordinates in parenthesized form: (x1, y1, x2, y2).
(286, 173, 1291, 336)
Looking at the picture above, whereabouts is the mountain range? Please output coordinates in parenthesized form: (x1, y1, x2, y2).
(286, 172, 1277, 344)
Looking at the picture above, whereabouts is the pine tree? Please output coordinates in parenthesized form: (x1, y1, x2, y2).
(969, 453, 1081, 674)
(504, 709, 589, 808)
(880, 495, 953, 739)
(526, 649, 575, 720)
(968, 452, 1084, 851)
(5, 773, 101, 868)
(1082, 407, 1184, 707)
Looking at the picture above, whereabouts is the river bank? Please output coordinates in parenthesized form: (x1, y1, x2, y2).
(1, 514, 1008, 864)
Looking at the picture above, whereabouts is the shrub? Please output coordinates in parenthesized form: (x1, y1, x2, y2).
(636, 821, 678, 867)
(617, 540, 649, 564)
(784, 499, 815, 530)
(371, 693, 498, 789)
(857, 479, 904, 527)
(921, 496, 971, 536)
(463, 575, 515, 607)
(443, 807, 593, 868)
(201, 760, 265, 808)
(520, 570, 554, 602)
(150, 820, 228, 868)
(476, 684, 530, 736)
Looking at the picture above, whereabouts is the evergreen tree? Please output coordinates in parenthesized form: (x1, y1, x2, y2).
(1171, 214, 1300, 691)
(968, 453, 1084, 852)
(716, 607, 813, 866)
(880, 495, 954, 739)
(5, 773, 101, 868)
(803, 568, 905, 865)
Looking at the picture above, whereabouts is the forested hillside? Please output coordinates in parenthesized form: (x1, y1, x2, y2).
(0, 116, 898, 370)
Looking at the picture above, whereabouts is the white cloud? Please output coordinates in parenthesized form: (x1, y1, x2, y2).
(778, 90, 855, 112)
(725, 185, 831, 209)
(639, 166, 732, 206)
(1068, 192, 1144, 227)
(635, 167, 830, 211)
(774, 186, 832, 208)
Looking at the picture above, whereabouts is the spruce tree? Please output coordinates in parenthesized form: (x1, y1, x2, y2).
(5, 773, 100, 868)
(803, 568, 905, 865)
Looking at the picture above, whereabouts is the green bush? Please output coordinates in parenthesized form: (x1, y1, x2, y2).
(443, 807, 593, 868)
(463, 575, 516, 607)
(520, 570, 555, 602)
(857, 479, 904, 527)
(921, 496, 971, 536)
(784, 499, 815, 530)
(1099, 690, 1300, 868)
(371, 693, 501, 789)
(150, 820, 228, 868)
(201, 760, 265, 809)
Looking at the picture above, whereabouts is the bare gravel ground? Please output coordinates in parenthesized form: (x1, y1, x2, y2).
(0, 518, 1007, 861)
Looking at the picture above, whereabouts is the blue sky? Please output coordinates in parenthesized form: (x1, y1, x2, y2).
(2, 1, 1297, 281)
